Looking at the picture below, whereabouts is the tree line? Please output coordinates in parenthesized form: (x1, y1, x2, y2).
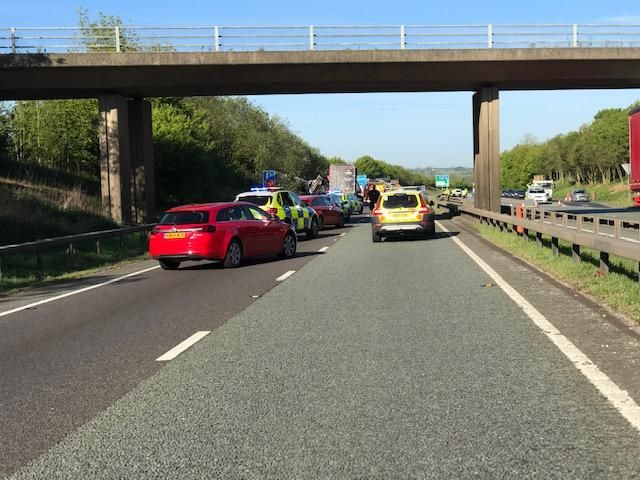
(501, 102, 639, 188)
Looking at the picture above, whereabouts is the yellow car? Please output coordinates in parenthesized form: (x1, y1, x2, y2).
(370, 189, 435, 242)
(236, 188, 319, 238)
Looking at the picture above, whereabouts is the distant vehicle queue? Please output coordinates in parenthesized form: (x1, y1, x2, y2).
(148, 183, 437, 269)
(149, 187, 365, 270)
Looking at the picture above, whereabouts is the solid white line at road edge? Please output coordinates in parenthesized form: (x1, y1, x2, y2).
(276, 270, 296, 281)
(156, 331, 211, 361)
(435, 220, 640, 434)
(0, 265, 161, 318)
(318, 246, 329, 253)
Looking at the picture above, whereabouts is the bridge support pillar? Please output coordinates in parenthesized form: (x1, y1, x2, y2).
(473, 87, 500, 212)
(99, 95, 155, 224)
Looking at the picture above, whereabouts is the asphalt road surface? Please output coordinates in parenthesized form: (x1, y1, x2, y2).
(3, 213, 640, 478)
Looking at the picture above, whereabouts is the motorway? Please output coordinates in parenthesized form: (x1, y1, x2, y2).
(3, 213, 640, 478)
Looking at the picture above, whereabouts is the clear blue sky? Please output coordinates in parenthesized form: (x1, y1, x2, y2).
(4, 1, 640, 168)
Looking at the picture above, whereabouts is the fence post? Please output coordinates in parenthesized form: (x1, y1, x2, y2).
(594, 217, 600, 235)
(96, 240, 101, 255)
(523, 228, 529, 241)
(536, 232, 543, 247)
(487, 24, 493, 48)
(599, 252, 610, 275)
(572, 244, 581, 262)
(614, 219, 621, 239)
(11, 27, 16, 54)
(214, 26, 220, 51)
(551, 236, 559, 256)
(572, 24, 578, 47)
(576, 215, 583, 231)
(36, 249, 42, 272)
(309, 26, 315, 50)
(115, 26, 121, 52)
(400, 25, 406, 49)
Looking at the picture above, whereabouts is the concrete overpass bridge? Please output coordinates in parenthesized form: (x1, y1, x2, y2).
(2, 24, 640, 223)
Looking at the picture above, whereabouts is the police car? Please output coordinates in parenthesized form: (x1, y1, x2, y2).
(236, 188, 320, 238)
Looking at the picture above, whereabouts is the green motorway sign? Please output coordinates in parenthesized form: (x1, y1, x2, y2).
(435, 175, 449, 188)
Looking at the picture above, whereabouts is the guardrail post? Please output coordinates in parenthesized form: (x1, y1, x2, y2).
(535, 232, 543, 247)
(523, 228, 529, 241)
(572, 244, 581, 262)
(551, 236, 559, 256)
(115, 26, 121, 52)
(594, 217, 600, 235)
(309, 26, 315, 50)
(599, 252, 610, 275)
(400, 25, 406, 49)
(562, 213, 568, 228)
(487, 24, 493, 48)
(576, 215, 583, 231)
(572, 24, 578, 47)
(214, 26, 220, 52)
(11, 27, 16, 53)
(96, 240, 101, 255)
(36, 249, 42, 272)
(614, 219, 621, 239)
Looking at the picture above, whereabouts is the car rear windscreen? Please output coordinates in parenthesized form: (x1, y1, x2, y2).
(238, 195, 270, 206)
(159, 211, 209, 225)
(382, 194, 419, 209)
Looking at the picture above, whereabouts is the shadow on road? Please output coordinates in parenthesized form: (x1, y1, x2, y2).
(178, 251, 325, 271)
(381, 231, 459, 242)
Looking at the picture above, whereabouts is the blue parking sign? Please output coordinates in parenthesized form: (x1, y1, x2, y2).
(263, 170, 277, 188)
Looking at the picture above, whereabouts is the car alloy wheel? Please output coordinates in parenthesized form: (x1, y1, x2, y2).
(308, 218, 318, 238)
(224, 240, 242, 268)
(282, 233, 296, 258)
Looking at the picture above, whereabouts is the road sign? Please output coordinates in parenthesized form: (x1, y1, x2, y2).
(622, 163, 631, 175)
(356, 174, 368, 187)
(435, 175, 449, 188)
(262, 170, 277, 187)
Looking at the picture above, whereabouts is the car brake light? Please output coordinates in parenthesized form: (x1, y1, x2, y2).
(372, 208, 383, 216)
(202, 225, 217, 233)
(418, 207, 430, 214)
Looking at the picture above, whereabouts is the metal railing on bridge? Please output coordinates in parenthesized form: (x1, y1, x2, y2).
(2, 24, 640, 54)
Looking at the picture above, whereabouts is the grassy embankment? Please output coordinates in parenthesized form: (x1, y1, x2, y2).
(553, 181, 632, 207)
(0, 163, 149, 293)
(475, 222, 640, 322)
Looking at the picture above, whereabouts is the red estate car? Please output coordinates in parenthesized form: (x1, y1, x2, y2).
(149, 202, 297, 270)
(299, 195, 346, 229)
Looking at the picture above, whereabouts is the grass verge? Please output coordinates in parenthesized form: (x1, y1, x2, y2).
(0, 233, 149, 294)
(474, 222, 640, 322)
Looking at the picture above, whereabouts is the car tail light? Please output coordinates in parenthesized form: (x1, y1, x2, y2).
(201, 224, 217, 233)
(268, 207, 278, 215)
(418, 195, 430, 213)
